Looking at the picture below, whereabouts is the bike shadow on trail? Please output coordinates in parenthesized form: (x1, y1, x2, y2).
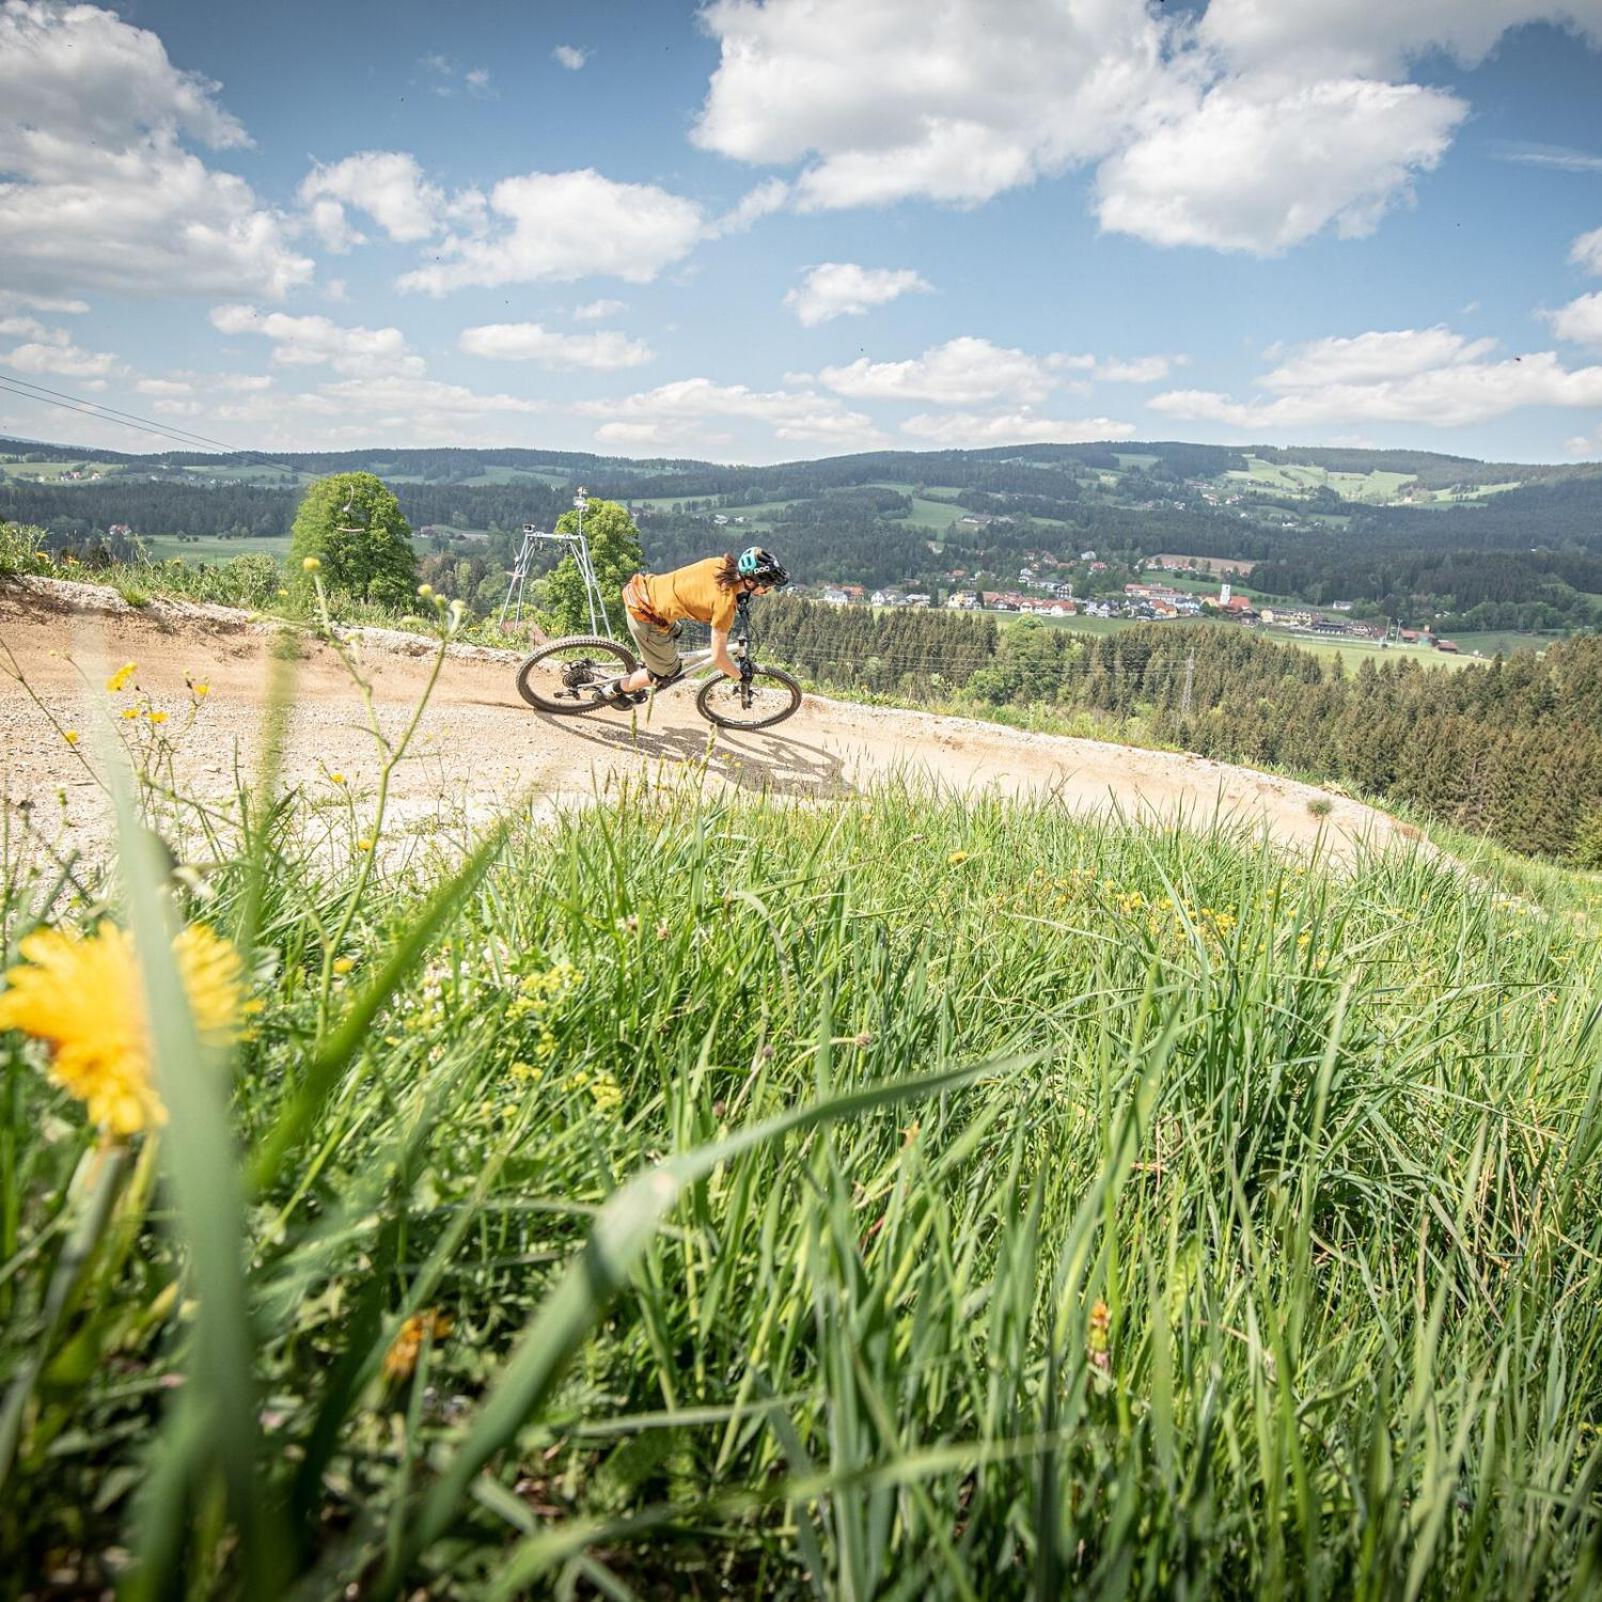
(552, 713, 853, 800)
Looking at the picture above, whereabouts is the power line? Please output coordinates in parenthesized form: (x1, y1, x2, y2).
(0, 372, 310, 480)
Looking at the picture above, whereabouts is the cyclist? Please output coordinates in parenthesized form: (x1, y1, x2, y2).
(600, 547, 788, 705)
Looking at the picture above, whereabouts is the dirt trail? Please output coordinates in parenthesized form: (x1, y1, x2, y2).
(1, 577, 1420, 863)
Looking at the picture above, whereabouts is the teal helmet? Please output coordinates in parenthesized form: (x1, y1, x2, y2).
(736, 546, 788, 585)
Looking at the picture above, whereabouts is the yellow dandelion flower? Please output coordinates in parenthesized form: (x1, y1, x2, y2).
(146, 710, 168, 725)
(63, 729, 79, 746)
(382, 1309, 453, 1383)
(105, 662, 137, 693)
(356, 837, 373, 852)
(0, 923, 248, 1137)
(417, 583, 434, 599)
(332, 956, 356, 975)
(192, 683, 210, 697)
(947, 850, 970, 866)
(301, 556, 321, 573)
(121, 708, 139, 721)
(329, 772, 346, 786)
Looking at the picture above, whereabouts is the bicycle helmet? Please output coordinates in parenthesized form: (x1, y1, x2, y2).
(736, 546, 788, 586)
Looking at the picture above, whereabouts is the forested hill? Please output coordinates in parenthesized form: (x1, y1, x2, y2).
(6, 432, 1602, 632)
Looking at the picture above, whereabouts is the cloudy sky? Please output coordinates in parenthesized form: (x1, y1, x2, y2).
(3, 0, 1602, 464)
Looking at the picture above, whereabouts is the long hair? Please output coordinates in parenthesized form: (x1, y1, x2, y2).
(713, 552, 741, 590)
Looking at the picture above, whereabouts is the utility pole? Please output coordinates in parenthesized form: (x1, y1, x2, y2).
(1180, 646, 1195, 717)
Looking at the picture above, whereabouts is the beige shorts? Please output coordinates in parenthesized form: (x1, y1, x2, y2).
(627, 613, 683, 680)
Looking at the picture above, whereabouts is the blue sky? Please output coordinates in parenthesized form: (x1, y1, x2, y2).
(3, 0, 1602, 465)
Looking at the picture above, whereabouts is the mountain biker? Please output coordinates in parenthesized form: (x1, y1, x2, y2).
(600, 547, 789, 705)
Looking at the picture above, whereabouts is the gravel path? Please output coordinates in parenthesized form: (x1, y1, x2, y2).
(1, 576, 1421, 866)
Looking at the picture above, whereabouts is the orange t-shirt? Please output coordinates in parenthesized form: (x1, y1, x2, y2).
(640, 558, 739, 631)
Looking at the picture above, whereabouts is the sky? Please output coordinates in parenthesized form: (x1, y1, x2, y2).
(3, 0, 1602, 466)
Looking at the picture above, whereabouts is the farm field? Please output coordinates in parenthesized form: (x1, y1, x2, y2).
(139, 532, 289, 561)
(1225, 456, 1415, 504)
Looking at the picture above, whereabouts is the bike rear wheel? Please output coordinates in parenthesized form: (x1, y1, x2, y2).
(516, 636, 638, 714)
(696, 666, 803, 730)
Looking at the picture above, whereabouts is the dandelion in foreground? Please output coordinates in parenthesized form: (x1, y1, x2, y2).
(105, 661, 137, 693)
(192, 683, 210, 698)
(146, 710, 168, 725)
(329, 771, 346, 786)
(356, 837, 374, 852)
(332, 957, 356, 975)
(63, 729, 79, 746)
(947, 850, 970, 866)
(0, 923, 249, 1137)
(302, 556, 321, 573)
(383, 1310, 453, 1382)
(120, 708, 139, 721)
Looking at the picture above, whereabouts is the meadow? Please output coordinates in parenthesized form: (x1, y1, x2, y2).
(2, 606, 1600, 1600)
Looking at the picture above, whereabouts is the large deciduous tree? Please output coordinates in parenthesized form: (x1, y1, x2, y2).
(290, 473, 417, 607)
(543, 497, 643, 637)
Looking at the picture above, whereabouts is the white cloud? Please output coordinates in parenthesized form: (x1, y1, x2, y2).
(316, 377, 545, 416)
(220, 374, 273, 392)
(298, 151, 447, 245)
(458, 322, 653, 370)
(0, 0, 312, 300)
(1094, 76, 1466, 253)
(0, 289, 90, 316)
(305, 197, 366, 254)
(1152, 332, 1602, 430)
(573, 299, 626, 321)
(2, 337, 120, 378)
(553, 44, 590, 70)
(1094, 354, 1181, 384)
(715, 179, 792, 234)
(1571, 226, 1602, 275)
(1259, 327, 1497, 388)
(209, 304, 424, 377)
(901, 410, 1136, 446)
(693, 0, 1181, 209)
(785, 262, 933, 326)
(1548, 291, 1602, 349)
(815, 336, 1061, 404)
(396, 169, 704, 293)
(1197, 1, 1602, 76)
(135, 377, 195, 397)
(692, 0, 1602, 255)
(578, 376, 882, 446)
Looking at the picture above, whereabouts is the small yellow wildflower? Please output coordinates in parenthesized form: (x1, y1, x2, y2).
(121, 708, 139, 721)
(105, 661, 137, 693)
(332, 956, 356, 975)
(0, 923, 248, 1137)
(947, 850, 971, 866)
(1087, 1299, 1111, 1374)
(329, 772, 346, 786)
(192, 683, 210, 698)
(382, 1310, 453, 1382)
(356, 837, 373, 852)
(301, 556, 321, 573)
(63, 729, 79, 746)
(417, 583, 434, 600)
(146, 710, 168, 725)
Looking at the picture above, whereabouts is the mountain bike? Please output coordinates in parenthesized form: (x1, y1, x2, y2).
(515, 594, 803, 731)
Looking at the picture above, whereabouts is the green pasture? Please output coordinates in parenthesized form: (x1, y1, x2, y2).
(138, 533, 289, 562)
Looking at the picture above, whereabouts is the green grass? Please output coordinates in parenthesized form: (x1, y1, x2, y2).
(139, 533, 290, 562)
(5, 618, 1602, 1596)
(1223, 458, 1416, 505)
(1448, 629, 1561, 658)
(902, 496, 969, 531)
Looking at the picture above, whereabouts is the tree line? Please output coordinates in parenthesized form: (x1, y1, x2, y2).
(754, 601, 1602, 865)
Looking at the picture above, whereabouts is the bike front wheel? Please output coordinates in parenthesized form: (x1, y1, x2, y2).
(695, 666, 803, 730)
(516, 636, 638, 714)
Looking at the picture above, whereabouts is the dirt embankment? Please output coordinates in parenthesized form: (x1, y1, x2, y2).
(0, 575, 1421, 864)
